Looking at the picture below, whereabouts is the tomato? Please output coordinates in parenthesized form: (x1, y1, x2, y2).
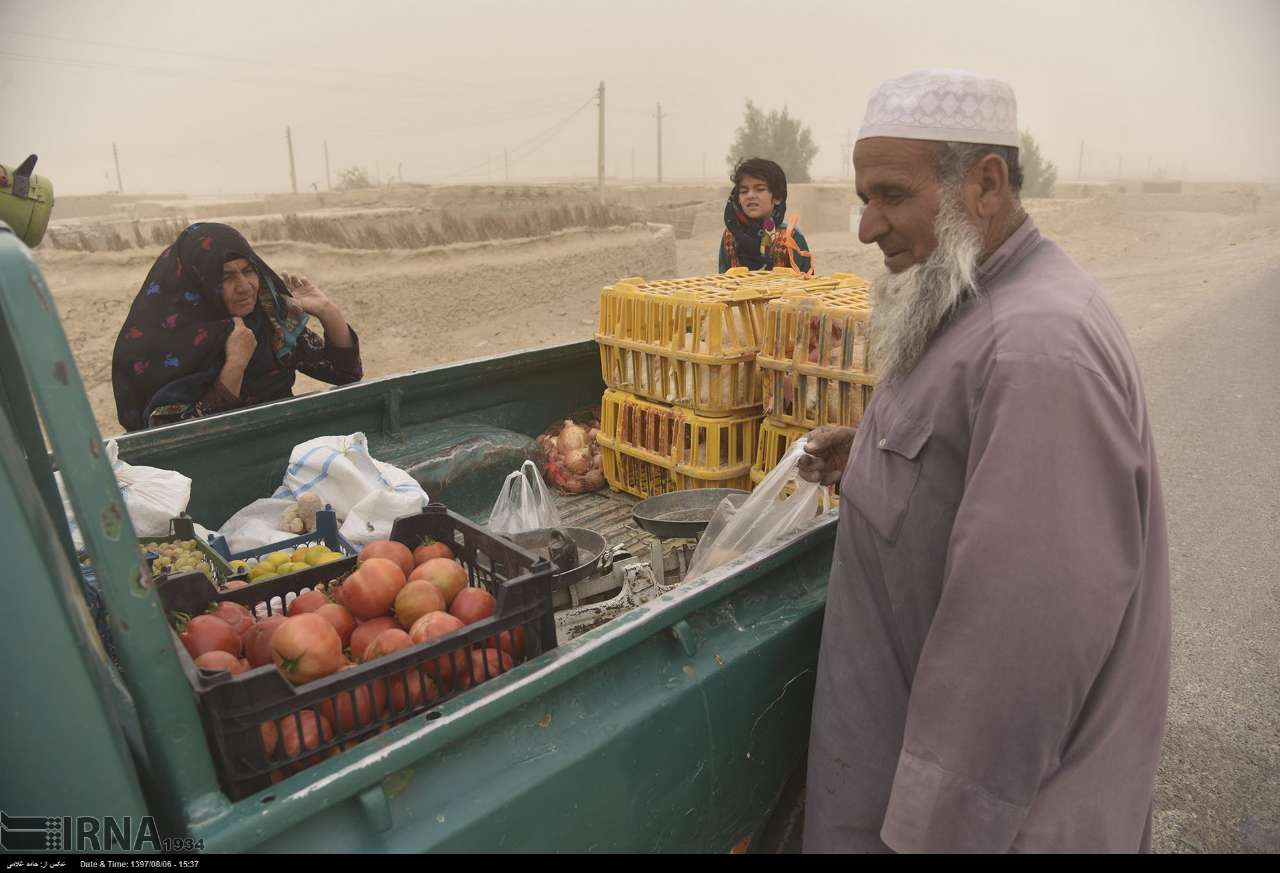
(413, 539, 455, 565)
(349, 616, 400, 662)
(393, 580, 446, 629)
(193, 650, 247, 675)
(363, 628, 412, 662)
(207, 601, 254, 637)
(409, 558, 468, 607)
(453, 647, 515, 691)
(449, 587, 497, 626)
(384, 668, 439, 714)
(408, 611, 465, 645)
(358, 540, 414, 577)
(287, 589, 329, 617)
(180, 613, 242, 659)
(319, 668, 383, 733)
(271, 614, 345, 684)
(339, 558, 406, 620)
(277, 709, 336, 772)
(481, 625, 527, 660)
(243, 615, 287, 668)
(314, 603, 356, 648)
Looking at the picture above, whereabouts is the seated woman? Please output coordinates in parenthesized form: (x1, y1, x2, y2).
(718, 157, 813, 275)
(111, 222, 362, 431)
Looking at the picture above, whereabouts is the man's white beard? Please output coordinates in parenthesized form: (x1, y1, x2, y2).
(868, 186, 984, 384)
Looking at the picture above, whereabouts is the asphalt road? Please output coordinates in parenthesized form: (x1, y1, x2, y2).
(1093, 234, 1280, 853)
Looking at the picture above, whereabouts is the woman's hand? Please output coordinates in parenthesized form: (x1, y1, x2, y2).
(281, 272, 334, 317)
(282, 271, 353, 349)
(224, 316, 257, 365)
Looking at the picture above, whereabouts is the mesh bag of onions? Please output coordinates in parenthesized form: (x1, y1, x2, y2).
(537, 413, 605, 494)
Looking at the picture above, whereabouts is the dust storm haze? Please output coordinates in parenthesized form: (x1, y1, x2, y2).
(3, 0, 1278, 194)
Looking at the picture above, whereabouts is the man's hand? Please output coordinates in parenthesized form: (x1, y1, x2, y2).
(797, 425, 856, 485)
(224, 316, 257, 366)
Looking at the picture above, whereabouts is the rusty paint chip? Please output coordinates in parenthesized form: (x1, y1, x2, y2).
(714, 654, 724, 666)
(538, 714, 552, 729)
(101, 501, 124, 541)
(53, 360, 69, 385)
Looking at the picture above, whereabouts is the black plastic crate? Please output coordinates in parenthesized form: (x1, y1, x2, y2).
(155, 503, 555, 800)
(142, 516, 246, 587)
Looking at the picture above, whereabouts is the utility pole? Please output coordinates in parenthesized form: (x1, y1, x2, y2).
(1116, 154, 1123, 178)
(596, 81, 606, 202)
(656, 102, 666, 184)
(631, 149, 635, 179)
(842, 129, 855, 176)
(488, 155, 492, 181)
(504, 147, 510, 182)
(112, 141, 123, 193)
(397, 163, 403, 183)
(702, 152, 707, 180)
(1077, 140, 1084, 179)
(324, 140, 331, 191)
(286, 126, 298, 194)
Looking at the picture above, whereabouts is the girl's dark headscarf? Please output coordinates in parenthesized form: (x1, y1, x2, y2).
(110, 222, 308, 431)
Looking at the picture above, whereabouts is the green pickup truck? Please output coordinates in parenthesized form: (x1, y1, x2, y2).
(0, 228, 834, 853)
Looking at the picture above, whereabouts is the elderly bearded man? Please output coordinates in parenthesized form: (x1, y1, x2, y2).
(799, 70, 1170, 853)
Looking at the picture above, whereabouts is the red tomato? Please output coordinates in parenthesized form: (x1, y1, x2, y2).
(449, 587, 497, 626)
(271, 614, 345, 684)
(208, 601, 254, 637)
(358, 540, 414, 577)
(314, 603, 356, 648)
(339, 558, 406, 620)
(394, 580, 446, 630)
(287, 589, 329, 617)
(243, 615, 287, 668)
(320, 668, 383, 733)
(277, 709, 336, 772)
(412, 540, 455, 565)
(409, 558, 468, 607)
(193, 650, 247, 675)
(363, 628, 412, 662)
(349, 616, 400, 662)
(453, 647, 515, 692)
(180, 614, 242, 659)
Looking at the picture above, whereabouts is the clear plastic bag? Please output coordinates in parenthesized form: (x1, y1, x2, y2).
(685, 437, 831, 581)
(488, 460, 563, 535)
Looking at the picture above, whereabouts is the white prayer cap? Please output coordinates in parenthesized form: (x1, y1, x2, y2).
(857, 69, 1019, 148)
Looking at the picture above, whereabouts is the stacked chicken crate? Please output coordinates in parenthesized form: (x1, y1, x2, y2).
(750, 274, 876, 488)
(594, 267, 839, 499)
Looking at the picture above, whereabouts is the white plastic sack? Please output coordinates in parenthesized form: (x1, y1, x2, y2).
(488, 460, 562, 535)
(685, 438, 830, 581)
(272, 433, 429, 547)
(59, 440, 193, 550)
(217, 498, 299, 554)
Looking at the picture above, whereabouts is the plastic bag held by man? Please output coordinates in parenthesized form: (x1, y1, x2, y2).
(685, 438, 830, 581)
(489, 460, 563, 535)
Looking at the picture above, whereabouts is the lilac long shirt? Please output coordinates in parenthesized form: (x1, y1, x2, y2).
(804, 218, 1170, 853)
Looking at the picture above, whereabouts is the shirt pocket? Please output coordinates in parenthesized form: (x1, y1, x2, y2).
(845, 414, 932, 544)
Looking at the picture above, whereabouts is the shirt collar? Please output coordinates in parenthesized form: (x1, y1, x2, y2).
(976, 215, 1038, 288)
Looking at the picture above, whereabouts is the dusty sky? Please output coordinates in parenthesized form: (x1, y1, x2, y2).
(3, 0, 1277, 195)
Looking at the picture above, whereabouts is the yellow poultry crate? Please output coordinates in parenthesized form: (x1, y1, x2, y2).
(597, 388, 760, 498)
(758, 276, 878, 429)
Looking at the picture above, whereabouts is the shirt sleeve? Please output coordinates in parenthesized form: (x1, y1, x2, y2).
(294, 326, 363, 386)
(880, 352, 1148, 853)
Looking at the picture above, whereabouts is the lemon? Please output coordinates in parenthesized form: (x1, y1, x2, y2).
(292, 547, 309, 564)
(229, 559, 250, 572)
(305, 545, 332, 565)
(254, 571, 279, 583)
(249, 564, 273, 581)
(314, 553, 344, 565)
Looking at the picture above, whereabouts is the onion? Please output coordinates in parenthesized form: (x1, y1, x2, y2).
(558, 421, 588, 452)
(564, 448, 593, 475)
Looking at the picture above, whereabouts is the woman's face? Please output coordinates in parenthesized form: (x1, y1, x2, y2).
(221, 258, 260, 317)
(737, 175, 779, 220)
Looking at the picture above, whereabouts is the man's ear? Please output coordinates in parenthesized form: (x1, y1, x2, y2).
(973, 153, 1010, 219)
